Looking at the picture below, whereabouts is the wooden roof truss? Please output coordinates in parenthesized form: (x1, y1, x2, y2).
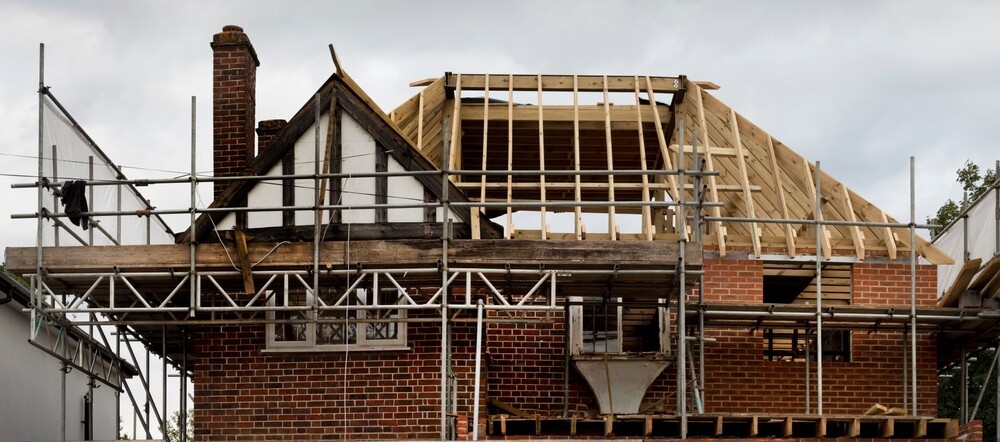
(389, 74, 951, 264)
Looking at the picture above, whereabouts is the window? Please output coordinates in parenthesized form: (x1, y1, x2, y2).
(762, 262, 851, 362)
(569, 296, 668, 355)
(266, 285, 408, 351)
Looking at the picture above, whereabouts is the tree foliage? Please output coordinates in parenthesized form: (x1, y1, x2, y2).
(162, 410, 195, 442)
(927, 160, 997, 236)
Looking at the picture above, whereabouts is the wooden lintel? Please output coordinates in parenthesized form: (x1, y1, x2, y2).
(447, 73, 683, 93)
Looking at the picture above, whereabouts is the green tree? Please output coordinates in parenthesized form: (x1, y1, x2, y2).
(927, 160, 997, 236)
(162, 410, 194, 442)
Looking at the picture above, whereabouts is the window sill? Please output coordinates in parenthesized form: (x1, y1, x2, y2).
(262, 345, 411, 354)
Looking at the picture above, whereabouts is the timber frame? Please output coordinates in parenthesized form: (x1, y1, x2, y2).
(11, 60, 991, 440)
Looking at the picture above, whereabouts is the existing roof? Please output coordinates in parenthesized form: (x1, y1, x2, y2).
(178, 67, 498, 243)
(391, 74, 952, 264)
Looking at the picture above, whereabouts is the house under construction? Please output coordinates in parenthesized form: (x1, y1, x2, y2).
(8, 25, 1000, 441)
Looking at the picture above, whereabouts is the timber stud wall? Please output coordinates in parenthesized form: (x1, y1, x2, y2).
(212, 25, 260, 200)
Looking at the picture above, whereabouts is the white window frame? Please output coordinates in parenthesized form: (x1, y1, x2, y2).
(265, 284, 408, 352)
(569, 296, 669, 356)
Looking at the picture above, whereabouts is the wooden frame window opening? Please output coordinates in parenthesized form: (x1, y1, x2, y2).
(762, 262, 852, 362)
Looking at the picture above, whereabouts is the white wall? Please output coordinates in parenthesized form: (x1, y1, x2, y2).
(219, 111, 459, 230)
(0, 301, 123, 441)
(934, 187, 999, 296)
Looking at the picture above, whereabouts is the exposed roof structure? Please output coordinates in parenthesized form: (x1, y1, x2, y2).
(390, 74, 953, 264)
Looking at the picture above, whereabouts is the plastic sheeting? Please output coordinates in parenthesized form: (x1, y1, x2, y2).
(933, 187, 999, 295)
(38, 93, 174, 246)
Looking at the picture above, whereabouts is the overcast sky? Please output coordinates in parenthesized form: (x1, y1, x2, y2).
(2, 1, 999, 437)
(3, 1, 1000, 248)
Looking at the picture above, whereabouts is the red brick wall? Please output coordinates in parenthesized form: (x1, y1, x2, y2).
(211, 25, 259, 200)
(193, 259, 942, 439)
(193, 312, 482, 440)
(699, 259, 938, 416)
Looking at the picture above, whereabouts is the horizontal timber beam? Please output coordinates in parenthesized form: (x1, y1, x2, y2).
(447, 73, 683, 93)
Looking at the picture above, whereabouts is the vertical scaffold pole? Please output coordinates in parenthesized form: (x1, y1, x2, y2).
(815, 161, 823, 415)
(189, 97, 197, 317)
(162, 327, 167, 441)
(440, 114, 452, 441)
(472, 300, 484, 441)
(677, 118, 687, 437)
(34, 43, 45, 342)
(694, 129, 706, 409)
(910, 156, 918, 415)
(313, 94, 322, 311)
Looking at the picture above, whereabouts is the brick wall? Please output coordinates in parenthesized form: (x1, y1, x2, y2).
(211, 25, 259, 200)
(193, 259, 942, 439)
(699, 259, 938, 416)
(192, 310, 482, 440)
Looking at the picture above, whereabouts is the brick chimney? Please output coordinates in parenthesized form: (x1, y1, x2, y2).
(211, 25, 259, 199)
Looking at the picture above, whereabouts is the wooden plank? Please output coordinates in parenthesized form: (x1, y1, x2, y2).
(849, 418, 861, 437)
(729, 107, 760, 257)
(506, 75, 514, 239)
(880, 209, 898, 260)
(938, 258, 982, 307)
(800, 159, 832, 260)
(835, 182, 866, 259)
(970, 256, 1000, 290)
(748, 416, 758, 437)
(669, 144, 748, 157)
(447, 73, 683, 93)
(815, 416, 827, 438)
(538, 74, 548, 240)
(489, 398, 532, 418)
(570, 414, 577, 436)
(7, 239, 698, 275)
(448, 74, 462, 179)
(234, 228, 254, 294)
(460, 103, 670, 123)
(500, 414, 507, 435)
(646, 77, 680, 200)
(604, 414, 614, 436)
(880, 417, 895, 438)
(885, 407, 906, 416)
(416, 91, 424, 152)
(318, 94, 337, 208)
(573, 76, 583, 240)
(633, 77, 653, 240)
(943, 419, 959, 438)
(782, 416, 793, 437)
(692, 81, 727, 255)
(474, 74, 490, 241)
(644, 415, 653, 436)
(864, 403, 888, 416)
(765, 135, 796, 257)
(714, 415, 724, 436)
(915, 417, 928, 438)
(535, 415, 541, 435)
(603, 75, 618, 240)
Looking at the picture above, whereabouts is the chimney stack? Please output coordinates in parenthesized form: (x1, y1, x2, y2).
(211, 25, 259, 199)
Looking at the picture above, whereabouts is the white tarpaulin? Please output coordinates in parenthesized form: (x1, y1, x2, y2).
(39, 93, 174, 246)
(933, 188, 998, 296)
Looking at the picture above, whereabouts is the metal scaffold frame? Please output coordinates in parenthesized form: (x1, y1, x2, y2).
(12, 51, 995, 441)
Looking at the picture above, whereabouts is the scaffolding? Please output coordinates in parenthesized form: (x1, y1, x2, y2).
(8, 46, 999, 441)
